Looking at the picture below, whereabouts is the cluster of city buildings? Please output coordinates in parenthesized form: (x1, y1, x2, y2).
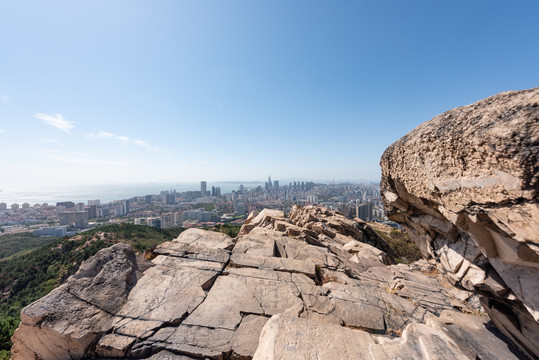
(0, 178, 389, 236)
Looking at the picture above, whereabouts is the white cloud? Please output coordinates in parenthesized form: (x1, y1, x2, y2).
(116, 136, 130, 144)
(87, 130, 161, 151)
(35, 113, 75, 133)
(1, 96, 13, 103)
(132, 139, 148, 146)
(86, 130, 115, 139)
(97, 130, 115, 138)
(42, 138, 60, 144)
(0, 129, 5, 134)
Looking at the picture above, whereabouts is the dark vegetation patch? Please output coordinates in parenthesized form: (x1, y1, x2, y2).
(372, 227, 423, 264)
(0, 233, 60, 261)
(209, 223, 242, 238)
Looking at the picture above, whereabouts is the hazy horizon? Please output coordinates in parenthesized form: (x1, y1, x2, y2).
(0, 178, 380, 204)
(1, 1, 538, 186)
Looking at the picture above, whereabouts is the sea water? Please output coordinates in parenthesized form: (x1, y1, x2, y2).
(0, 182, 263, 205)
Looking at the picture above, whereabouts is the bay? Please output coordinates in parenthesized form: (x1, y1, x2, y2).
(0, 182, 264, 205)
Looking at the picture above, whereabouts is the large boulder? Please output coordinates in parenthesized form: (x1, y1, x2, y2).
(11, 243, 152, 359)
(380, 87, 539, 358)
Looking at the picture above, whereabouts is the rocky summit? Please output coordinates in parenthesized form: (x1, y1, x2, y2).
(11, 205, 524, 359)
(10, 88, 538, 359)
(381, 87, 538, 359)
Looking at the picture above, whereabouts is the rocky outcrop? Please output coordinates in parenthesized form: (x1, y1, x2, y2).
(11, 207, 525, 359)
(381, 87, 539, 359)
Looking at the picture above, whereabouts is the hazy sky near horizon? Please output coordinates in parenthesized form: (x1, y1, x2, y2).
(1, 1, 538, 186)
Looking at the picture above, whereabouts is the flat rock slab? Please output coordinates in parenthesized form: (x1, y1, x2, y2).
(116, 264, 217, 323)
(253, 314, 374, 360)
(183, 274, 303, 330)
(95, 333, 136, 357)
(140, 325, 235, 358)
(172, 228, 234, 250)
(231, 315, 269, 358)
(152, 254, 225, 272)
(230, 253, 316, 278)
(112, 318, 164, 339)
(254, 312, 522, 360)
(154, 242, 230, 263)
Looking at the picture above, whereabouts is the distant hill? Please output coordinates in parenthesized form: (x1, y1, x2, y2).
(0, 233, 60, 261)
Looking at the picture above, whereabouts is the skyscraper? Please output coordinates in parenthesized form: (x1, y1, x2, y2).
(88, 205, 97, 219)
(201, 181, 207, 197)
(123, 200, 130, 214)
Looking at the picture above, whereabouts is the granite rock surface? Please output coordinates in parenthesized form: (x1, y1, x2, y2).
(11, 207, 525, 359)
(380, 87, 539, 359)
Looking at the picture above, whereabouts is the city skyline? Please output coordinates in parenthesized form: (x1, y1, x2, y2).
(0, 177, 377, 205)
(1, 1, 538, 186)
(1, 178, 384, 236)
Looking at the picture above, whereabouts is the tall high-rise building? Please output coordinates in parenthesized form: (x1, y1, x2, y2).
(356, 202, 373, 221)
(265, 176, 273, 190)
(0, 203, 6, 210)
(123, 200, 130, 214)
(74, 211, 89, 228)
(88, 199, 100, 206)
(201, 181, 207, 197)
(164, 194, 175, 205)
(11, 203, 19, 210)
(88, 205, 97, 219)
(145, 195, 152, 205)
(211, 186, 221, 197)
(59, 211, 75, 226)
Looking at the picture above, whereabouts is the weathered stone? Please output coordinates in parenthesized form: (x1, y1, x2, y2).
(142, 325, 235, 358)
(112, 318, 163, 338)
(11, 203, 530, 359)
(253, 314, 375, 360)
(155, 241, 230, 263)
(183, 274, 302, 329)
(230, 253, 316, 277)
(11, 244, 147, 360)
(254, 311, 522, 360)
(231, 315, 269, 358)
(116, 264, 217, 323)
(233, 227, 280, 257)
(331, 298, 385, 332)
(172, 228, 234, 250)
(95, 334, 135, 357)
(381, 87, 539, 357)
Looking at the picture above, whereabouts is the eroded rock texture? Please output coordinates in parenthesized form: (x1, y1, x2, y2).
(381, 87, 539, 359)
(12, 207, 525, 359)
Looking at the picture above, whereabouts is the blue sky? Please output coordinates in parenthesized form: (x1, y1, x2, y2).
(1, 1, 538, 185)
